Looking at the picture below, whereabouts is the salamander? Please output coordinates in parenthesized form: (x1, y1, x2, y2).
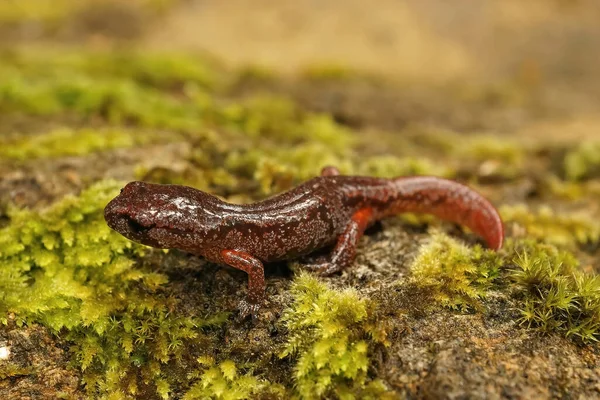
(104, 166, 504, 316)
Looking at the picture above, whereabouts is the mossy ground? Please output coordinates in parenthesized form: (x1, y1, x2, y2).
(1, 2, 600, 399)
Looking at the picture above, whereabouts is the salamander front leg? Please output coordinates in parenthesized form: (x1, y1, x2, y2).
(221, 250, 265, 318)
(303, 207, 373, 275)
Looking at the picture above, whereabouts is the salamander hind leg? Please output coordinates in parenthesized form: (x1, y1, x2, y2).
(221, 250, 266, 318)
(321, 166, 341, 176)
(302, 208, 373, 275)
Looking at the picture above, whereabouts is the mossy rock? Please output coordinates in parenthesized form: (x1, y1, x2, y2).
(1, 46, 599, 400)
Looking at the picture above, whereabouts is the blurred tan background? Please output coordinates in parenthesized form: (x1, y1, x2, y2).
(148, 0, 600, 87)
(2, 0, 600, 140)
(152, 0, 600, 140)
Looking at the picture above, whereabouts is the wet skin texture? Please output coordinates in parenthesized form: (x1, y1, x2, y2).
(104, 166, 504, 316)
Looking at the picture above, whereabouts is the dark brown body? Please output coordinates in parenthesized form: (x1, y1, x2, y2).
(104, 166, 504, 316)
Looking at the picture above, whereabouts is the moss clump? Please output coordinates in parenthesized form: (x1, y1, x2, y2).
(542, 175, 588, 201)
(0, 50, 221, 94)
(459, 136, 524, 165)
(0, 180, 144, 327)
(183, 358, 283, 400)
(564, 141, 600, 181)
(0, 362, 32, 380)
(405, 127, 525, 163)
(219, 95, 355, 148)
(0, 0, 175, 25)
(0, 51, 219, 132)
(458, 135, 525, 180)
(0, 127, 176, 160)
(226, 142, 351, 194)
(546, 174, 600, 203)
(279, 273, 393, 400)
(410, 233, 600, 343)
(0, 181, 227, 398)
(0, 50, 461, 196)
(410, 233, 502, 311)
(395, 127, 528, 180)
(0, 72, 205, 131)
(71, 52, 221, 92)
(220, 96, 359, 193)
(222, 109, 453, 196)
(500, 204, 600, 248)
(39, 51, 218, 92)
(0, 0, 80, 24)
(509, 240, 600, 343)
(357, 155, 453, 179)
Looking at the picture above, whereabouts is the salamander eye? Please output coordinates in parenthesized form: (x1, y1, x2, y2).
(120, 188, 124, 194)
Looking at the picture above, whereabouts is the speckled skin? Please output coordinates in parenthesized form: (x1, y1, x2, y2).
(104, 166, 504, 315)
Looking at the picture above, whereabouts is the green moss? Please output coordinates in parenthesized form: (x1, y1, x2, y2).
(405, 127, 525, 162)
(0, 181, 228, 398)
(0, 50, 460, 196)
(500, 204, 600, 247)
(4, 47, 599, 396)
(357, 155, 454, 178)
(218, 95, 299, 139)
(222, 115, 451, 196)
(0, 52, 358, 178)
(542, 175, 587, 201)
(459, 136, 524, 165)
(183, 358, 284, 400)
(219, 96, 359, 193)
(0, 0, 177, 24)
(219, 95, 355, 147)
(0, 362, 32, 380)
(43, 52, 221, 92)
(509, 240, 600, 343)
(410, 232, 600, 343)
(458, 136, 525, 180)
(0, 127, 177, 160)
(0, 0, 80, 23)
(0, 51, 221, 132)
(564, 141, 600, 181)
(226, 143, 351, 194)
(1, 50, 222, 92)
(0, 180, 142, 326)
(279, 273, 394, 400)
(394, 127, 527, 180)
(0, 74, 204, 131)
(410, 233, 502, 311)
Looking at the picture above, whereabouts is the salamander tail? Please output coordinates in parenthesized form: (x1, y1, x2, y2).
(390, 176, 504, 250)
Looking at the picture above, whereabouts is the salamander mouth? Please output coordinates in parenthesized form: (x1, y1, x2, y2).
(126, 218, 156, 235)
(105, 204, 197, 249)
(107, 213, 160, 246)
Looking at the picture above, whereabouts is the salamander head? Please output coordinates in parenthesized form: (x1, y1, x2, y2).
(104, 181, 220, 250)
